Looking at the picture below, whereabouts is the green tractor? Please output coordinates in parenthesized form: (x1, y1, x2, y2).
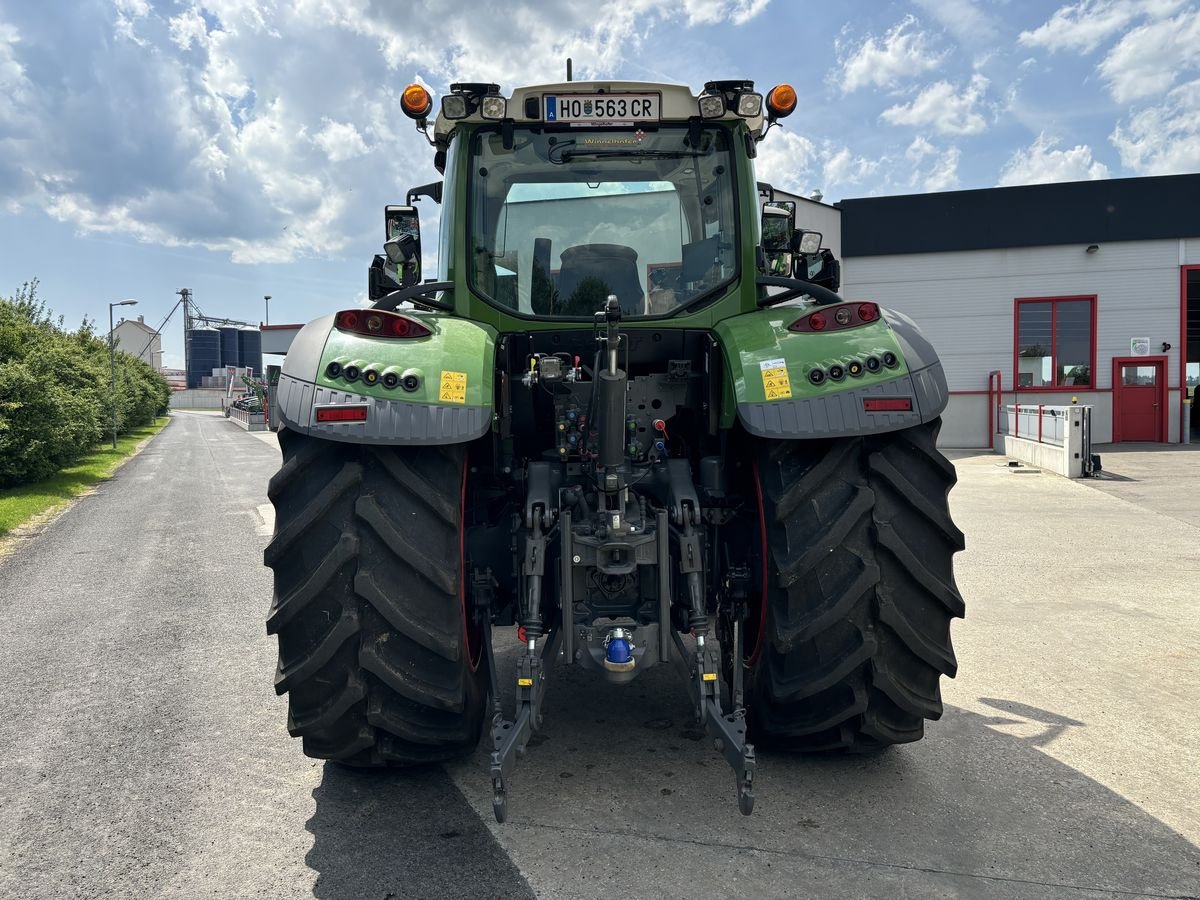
(264, 77, 965, 820)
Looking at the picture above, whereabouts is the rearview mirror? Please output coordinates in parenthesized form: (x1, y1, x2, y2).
(761, 200, 796, 252)
(764, 251, 794, 277)
(384, 205, 421, 287)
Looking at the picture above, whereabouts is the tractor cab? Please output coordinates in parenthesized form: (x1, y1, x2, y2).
(369, 79, 804, 323)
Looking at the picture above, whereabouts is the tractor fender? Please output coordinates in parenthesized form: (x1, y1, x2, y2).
(713, 305, 948, 439)
(273, 313, 495, 445)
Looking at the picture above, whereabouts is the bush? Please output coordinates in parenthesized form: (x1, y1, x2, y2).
(0, 279, 170, 487)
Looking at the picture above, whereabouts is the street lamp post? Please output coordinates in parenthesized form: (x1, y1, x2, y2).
(109, 299, 138, 450)
(264, 295, 272, 326)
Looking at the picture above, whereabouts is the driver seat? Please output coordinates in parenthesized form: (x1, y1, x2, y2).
(555, 244, 644, 316)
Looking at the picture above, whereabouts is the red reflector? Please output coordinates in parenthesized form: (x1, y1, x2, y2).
(809, 311, 827, 331)
(857, 302, 879, 322)
(863, 398, 913, 412)
(315, 405, 369, 423)
(336, 310, 360, 330)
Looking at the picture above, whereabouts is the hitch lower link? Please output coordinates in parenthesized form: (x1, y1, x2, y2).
(671, 621, 756, 816)
(479, 514, 755, 821)
(484, 516, 560, 824)
(485, 620, 560, 823)
(485, 620, 754, 822)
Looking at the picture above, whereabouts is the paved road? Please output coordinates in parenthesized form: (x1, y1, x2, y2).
(0, 414, 1197, 899)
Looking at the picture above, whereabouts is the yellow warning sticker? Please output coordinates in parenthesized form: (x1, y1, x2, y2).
(439, 370, 468, 404)
(702, 672, 718, 682)
(759, 357, 792, 400)
(517, 677, 534, 687)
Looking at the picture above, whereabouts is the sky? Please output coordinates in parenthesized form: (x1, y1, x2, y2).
(1, 0, 1197, 367)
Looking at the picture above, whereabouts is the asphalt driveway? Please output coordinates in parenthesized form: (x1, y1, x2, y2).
(0, 413, 1195, 899)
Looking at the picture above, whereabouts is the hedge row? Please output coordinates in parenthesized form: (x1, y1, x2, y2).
(0, 280, 171, 487)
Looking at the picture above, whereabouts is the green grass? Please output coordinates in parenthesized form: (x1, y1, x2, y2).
(0, 416, 170, 537)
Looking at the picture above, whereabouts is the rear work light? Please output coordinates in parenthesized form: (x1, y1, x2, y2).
(315, 405, 369, 423)
(334, 309, 432, 339)
(863, 398, 913, 412)
(789, 302, 881, 334)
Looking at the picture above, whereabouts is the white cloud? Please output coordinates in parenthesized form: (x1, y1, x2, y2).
(880, 74, 990, 135)
(823, 146, 882, 187)
(753, 128, 817, 196)
(901, 137, 960, 191)
(167, 7, 209, 51)
(1110, 79, 1200, 173)
(0, 0, 771, 265)
(679, 0, 772, 25)
(997, 133, 1111, 186)
(905, 136, 936, 161)
(912, 0, 1000, 47)
(1018, 0, 1185, 53)
(836, 16, 942, 93)
(314, 120, 369, 162)
(921, 146, 961, 191)
(1019, 1, 1139, 52)
(0, 22, 29, 107)
(1097, 8, 1200, 102)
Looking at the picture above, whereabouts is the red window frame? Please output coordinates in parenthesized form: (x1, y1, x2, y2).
(1013, 295, 1097, 392)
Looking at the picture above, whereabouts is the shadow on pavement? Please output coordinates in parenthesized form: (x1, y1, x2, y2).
(304, 763, 534, 900)
(452, 657, 1200, 898)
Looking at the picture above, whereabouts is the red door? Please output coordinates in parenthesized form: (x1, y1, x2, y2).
(1113, 358, 1165, 442)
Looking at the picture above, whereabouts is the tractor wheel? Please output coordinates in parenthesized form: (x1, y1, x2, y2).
(743, 418, 965, 751)
(264, 429, 486, 766)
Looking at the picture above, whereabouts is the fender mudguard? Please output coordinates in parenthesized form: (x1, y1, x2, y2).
(274, 313, 495, 444)
(713, 306, 948, 439)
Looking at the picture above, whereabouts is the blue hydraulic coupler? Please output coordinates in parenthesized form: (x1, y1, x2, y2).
(603, 627, 635, 673)
(607, 638, 631, 664)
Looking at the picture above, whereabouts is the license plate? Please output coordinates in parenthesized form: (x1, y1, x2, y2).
(544, 93, 659, 124)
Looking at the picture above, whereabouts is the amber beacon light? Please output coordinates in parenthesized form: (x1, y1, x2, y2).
(401, 83, 433, 119)
(766, 84, 797, 119)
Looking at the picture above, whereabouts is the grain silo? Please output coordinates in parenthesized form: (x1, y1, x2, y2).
(219, 326, 241, 369)
(186, 326, 220, 389)
(238, 326, 263, 377)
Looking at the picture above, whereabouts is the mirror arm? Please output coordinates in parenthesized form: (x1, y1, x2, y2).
(406, 181, 444, 205)
(372, 281, 455, 312)
(755, 275, 842, 308)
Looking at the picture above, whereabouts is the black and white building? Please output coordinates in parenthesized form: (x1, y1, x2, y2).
(785, 173, 1200, 448)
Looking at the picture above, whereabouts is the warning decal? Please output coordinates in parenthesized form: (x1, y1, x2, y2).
(438, 371, 468, 404)
(759, 357, 792, 401)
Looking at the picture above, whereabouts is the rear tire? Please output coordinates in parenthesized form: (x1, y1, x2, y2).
(264, 429, 486, 766)
(745, 418, 965, 751)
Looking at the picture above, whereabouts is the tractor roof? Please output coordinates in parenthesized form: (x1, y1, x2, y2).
(429, 79, 771, 146)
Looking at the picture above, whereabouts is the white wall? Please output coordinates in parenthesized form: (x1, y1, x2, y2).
(842, 238, 1193, 446)
(113, 318, 162, 368)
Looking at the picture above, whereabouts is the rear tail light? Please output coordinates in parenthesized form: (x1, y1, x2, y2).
(789, 302, 881, 334)
(335, 309, 432, 339)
